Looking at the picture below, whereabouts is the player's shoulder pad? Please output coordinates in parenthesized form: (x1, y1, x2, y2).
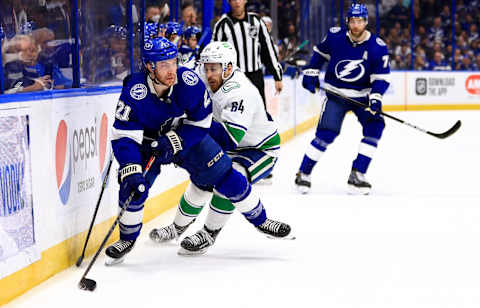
(329, 27, 342, 34)
(369, 34, 389, 55)
(178, 66, 201, 87)
(375, 37, 387, 47)
(122, 72, 149, 101)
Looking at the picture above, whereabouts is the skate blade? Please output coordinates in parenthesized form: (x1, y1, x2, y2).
(347, 184, 370, 195)
(266, 234, 296, 240)
(256, 178, 273, 185)
(177, 247, 209, 256)
(295, 184, 310, 194)
(104, 255, 125, 266)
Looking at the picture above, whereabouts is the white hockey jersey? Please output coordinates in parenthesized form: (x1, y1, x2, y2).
(204, 68, 280, 157)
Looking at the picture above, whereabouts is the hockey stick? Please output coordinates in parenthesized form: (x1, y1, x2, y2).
(78, 156, 156, 292)
(285, 39, 309, 61)
(318, 85, 461, 139)
(76, 154, 114, 267)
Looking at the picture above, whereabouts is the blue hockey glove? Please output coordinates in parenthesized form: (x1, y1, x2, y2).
(118, 164, 148, 206)
(302, 68, 320, 94)
(367, 94, 382, 116)
(151, 131, 183, 164)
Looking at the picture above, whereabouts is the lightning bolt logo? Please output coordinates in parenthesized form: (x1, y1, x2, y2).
(335, 59, 365, 82)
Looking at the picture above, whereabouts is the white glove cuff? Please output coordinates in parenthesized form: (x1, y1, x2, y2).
(120, 164, 142, 182)
(165, 131, 183, 155)
(303, 69, 320, 77)
(369, 93, 383, 101)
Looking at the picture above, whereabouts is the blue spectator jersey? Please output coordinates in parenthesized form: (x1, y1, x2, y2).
(427, 60, 452, 71)
(111, 67, 213, 167)
(4, 60, 71, 90)
(309, 27, 390, 102)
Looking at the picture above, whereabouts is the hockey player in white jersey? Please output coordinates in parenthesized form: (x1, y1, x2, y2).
(294, 2, 390, 195)
(150, 41, 291, 255)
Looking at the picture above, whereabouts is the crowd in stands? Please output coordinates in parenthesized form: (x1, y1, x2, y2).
(1, 0, 479, 94)
(378, 0, 480, 70)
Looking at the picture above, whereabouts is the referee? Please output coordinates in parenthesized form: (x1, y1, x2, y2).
(212, 0, 283, 109)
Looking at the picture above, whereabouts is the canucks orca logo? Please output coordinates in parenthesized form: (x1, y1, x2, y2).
(335, 59, 365, 82)
(55, 120, 72, 205)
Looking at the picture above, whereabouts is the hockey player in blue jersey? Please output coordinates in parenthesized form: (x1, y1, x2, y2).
(294, 2, 390, 195)
(178, 26, 201, 67)
(106, 37, 290, 265)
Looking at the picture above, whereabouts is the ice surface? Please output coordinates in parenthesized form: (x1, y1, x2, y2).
(8, 110, 480, 308)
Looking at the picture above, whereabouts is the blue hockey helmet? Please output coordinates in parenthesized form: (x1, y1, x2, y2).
(183, 26, 201, 39)
(165, 22, 183, 37)
(142, 37, 178, 66)
(347, 2, 368, 22)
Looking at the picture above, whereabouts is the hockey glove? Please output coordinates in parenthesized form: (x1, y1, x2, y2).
(119, 164, 149, 206)
(302, 68, 320, 94)
(151, 130, 183, 164)
(366, 93, 382, 117)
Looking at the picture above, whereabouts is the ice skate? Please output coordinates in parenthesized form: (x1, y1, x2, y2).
(105, 239, 135, 266)
(178, 226, 220, 256)
(294, 172, 311, 194)
(149, 221, 193, 243)
(257, 218, 295, 240)
(347, 168, 371, 195)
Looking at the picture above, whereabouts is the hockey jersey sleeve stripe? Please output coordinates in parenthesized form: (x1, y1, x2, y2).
(111, 127, 143, 144)
(225, 122, 246, 144)
(258, 132, 280, 150)
(313, 46, 331, 60)
(183, 113, 213, 129)
(324, 82, 371, 98)
(370, 73, 391, 83)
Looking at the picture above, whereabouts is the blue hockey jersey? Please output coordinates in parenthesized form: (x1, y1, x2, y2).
(111, 67, 212, 166)
(309, 27, 390, 101)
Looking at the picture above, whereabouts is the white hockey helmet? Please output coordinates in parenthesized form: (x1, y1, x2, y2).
(200, 41, 237, 79)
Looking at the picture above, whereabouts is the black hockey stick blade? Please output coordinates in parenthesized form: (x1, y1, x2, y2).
(79, 278, 96, 291)
(427, 120, 461, 139)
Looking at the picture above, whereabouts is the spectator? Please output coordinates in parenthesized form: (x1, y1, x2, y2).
(427, 17, 444, 43)
(473, 54, 480, 70)
(414, 53, 427, 70)
(108, 0, 138, 26)
(458, 54, 474, 70)
(427, 51, 451, 70)
(181, 2, 197, 27)
(394, 40, 411, 68)
(107, 26, 129, 80)
(468, 24, 479, 44)
(387, 0, 409, 28)
(4, 34, 70, 93)
(145, 5, 161, 23)
(282, 22, 299, 59)
(439, 5, 451, 27)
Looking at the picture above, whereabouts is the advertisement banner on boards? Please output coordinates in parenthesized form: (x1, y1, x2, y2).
(52, 95, 116, 235)
(408, 72, 480, 105)
(0, 109, 40, 279)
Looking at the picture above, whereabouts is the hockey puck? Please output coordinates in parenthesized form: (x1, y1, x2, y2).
(78, 278, 97, 291)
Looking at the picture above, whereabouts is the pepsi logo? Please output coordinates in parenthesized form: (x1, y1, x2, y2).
(55, 114, 110, 205)
(55, 120, 72, 205)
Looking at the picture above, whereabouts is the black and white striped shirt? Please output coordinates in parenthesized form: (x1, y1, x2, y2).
(213, 12, 283, 81)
